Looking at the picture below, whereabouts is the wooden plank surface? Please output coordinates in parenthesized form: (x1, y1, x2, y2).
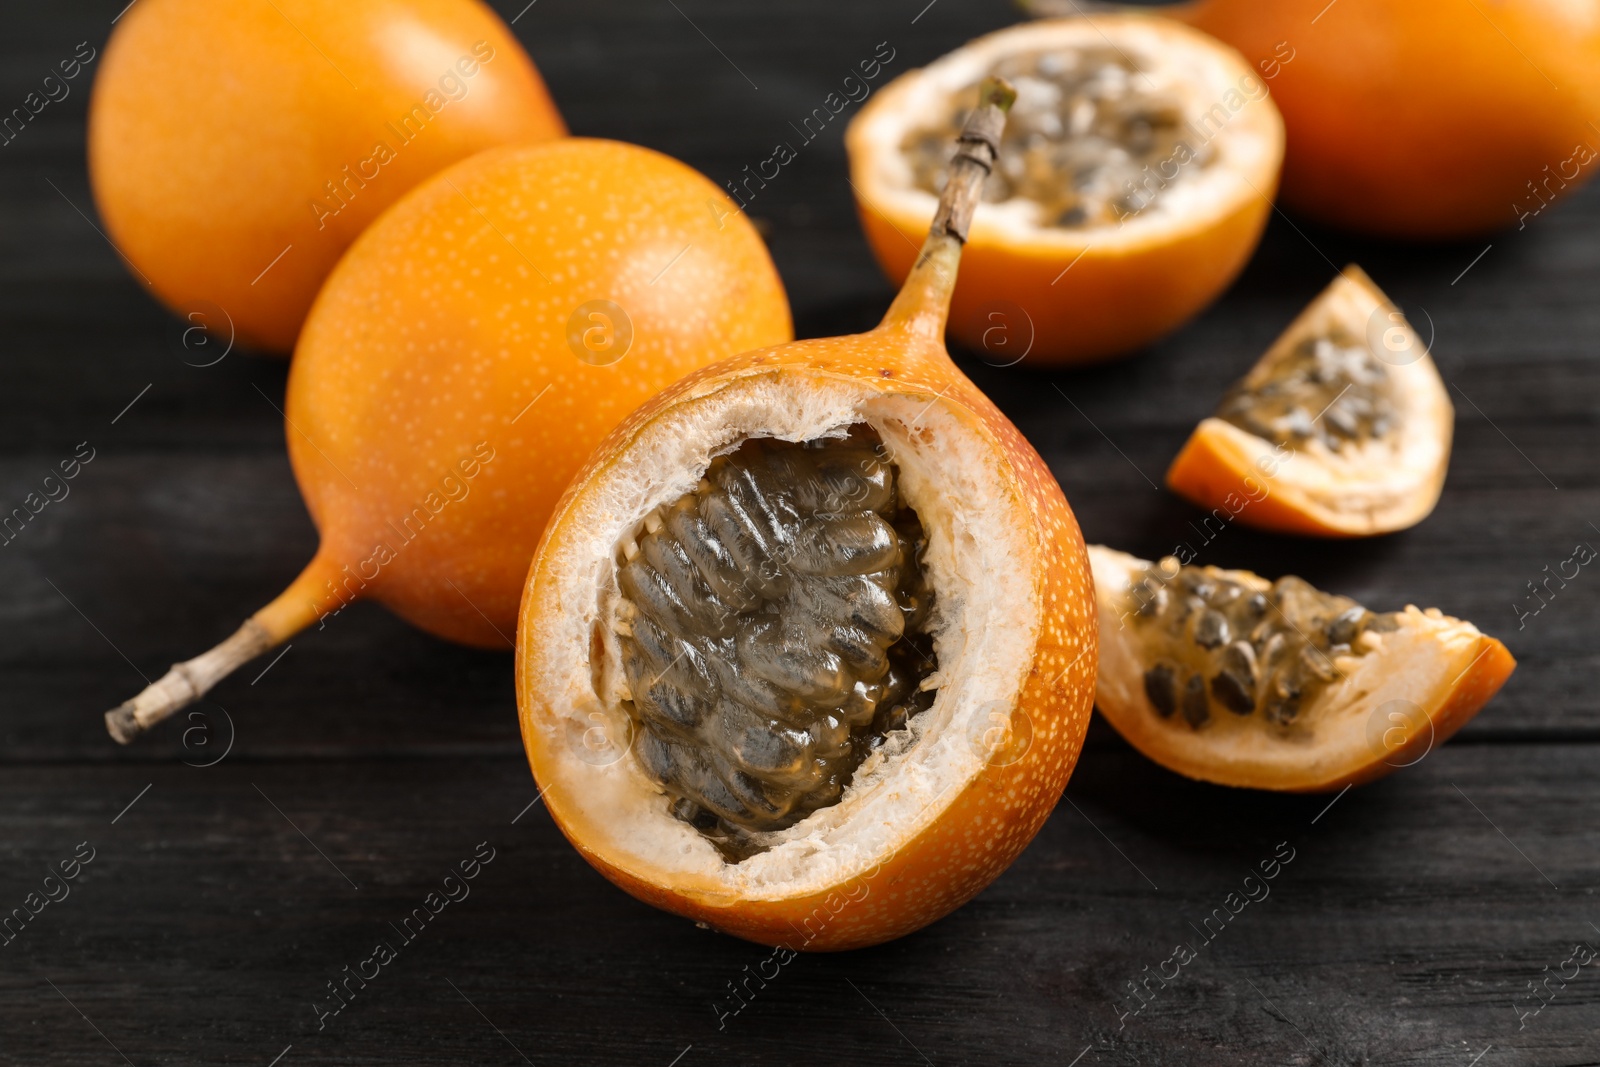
(3, 0, 1598, 1063)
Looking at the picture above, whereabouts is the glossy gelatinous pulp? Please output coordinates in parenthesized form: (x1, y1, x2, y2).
(905, 47, 1215, 228)
(614, 427, 937, 858)
(1126, 558, 1397, 729)
(1218, 328, 1397, 453)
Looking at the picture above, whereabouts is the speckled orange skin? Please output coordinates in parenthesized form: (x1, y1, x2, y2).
(266, 139, 791, 648)
(517, 242, 1098, 950)
(89, 0, 564, 353)
(1179, 0, 1600, 237)
(855, 192, 1273, 365)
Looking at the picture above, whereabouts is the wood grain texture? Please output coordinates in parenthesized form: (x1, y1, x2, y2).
(2, 0, 1597, 1062)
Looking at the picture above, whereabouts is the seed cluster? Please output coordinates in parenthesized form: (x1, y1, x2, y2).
(615, 428, 936, 858)
(1219, 329, 1397, 452)
(1126, 559, 1396, 728)
(904, 48, 1211, 228)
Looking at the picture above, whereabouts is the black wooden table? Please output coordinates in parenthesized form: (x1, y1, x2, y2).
(4, 2, 1598, 1064)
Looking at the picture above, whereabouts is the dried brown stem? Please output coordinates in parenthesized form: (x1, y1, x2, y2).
(930, 76, 1016, 243)
(882, 76, 1016, 339)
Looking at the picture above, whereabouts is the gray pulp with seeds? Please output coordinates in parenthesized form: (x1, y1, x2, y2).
(904, 47, 1215, 228)
(1125, 558, 1400, 729)
(1218, 327, 1398, 453)
(614, 427, 937, 859)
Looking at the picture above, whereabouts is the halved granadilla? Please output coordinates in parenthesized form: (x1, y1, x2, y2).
(1166, 265, 1452, 537)
(517, 81, 1097, 950)
(847, 13, 1284, 365)
(1089, 545, 1515, 791)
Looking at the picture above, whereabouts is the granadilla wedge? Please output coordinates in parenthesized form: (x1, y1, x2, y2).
(1166, 265, 1452, 537)
(1089, 545, 1514, 791)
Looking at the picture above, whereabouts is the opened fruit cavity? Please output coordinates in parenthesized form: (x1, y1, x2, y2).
(1218, 327, 1398, 454)
(612, 425, 939, 860)
(904, 47, 1216, 228)
(1127, 558, 1399, 730)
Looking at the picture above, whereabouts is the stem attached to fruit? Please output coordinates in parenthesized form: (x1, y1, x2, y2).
(881, 76, 1016, 341)
(104, 552, 340, 743)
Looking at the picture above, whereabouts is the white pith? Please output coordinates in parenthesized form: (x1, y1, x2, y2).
(849, 15, 1283, 251)
(1197, 266, 1453, 531)
(521, 371, 1040, 903)
(1089, 545, 1492, 788)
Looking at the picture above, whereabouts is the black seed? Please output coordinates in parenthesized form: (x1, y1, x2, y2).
(665, 499, 759, 614)
(1175, 595, 1205, 624)
(1211, 670, 1255, 715)
(1194, 609, 1230, 649)
(1326, 606, 1367, 646)
(1211, 640, 1259, 714)
(1144, 662, 1179, 718)
(1366, 611, 1402, 633)
(1135, 581, 1168, 618)
(1263, 689, 1301, 725)
(737, 616, 849, 706)
(637, 730, 678, 783)
(877, 701, 910, 734)
(1223, 639, 1258, 677)
(636, 681, 711, 733)
(790, 513, 900, 576)
(1208, 581, 1243, 607)
(729, 717, 812, 778)
(1182, 673, 1210, 727)
(1298, 644, 1338, 683)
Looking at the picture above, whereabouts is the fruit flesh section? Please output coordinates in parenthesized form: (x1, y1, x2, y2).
(1125, 558, 1398, 729)
(1218, 327, 1397, 453)
(615, 427, 937, 858)
(904, 47, 1215, 228)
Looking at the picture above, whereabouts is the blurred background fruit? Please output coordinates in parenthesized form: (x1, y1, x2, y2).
(1178, 0, 1600, 238)
(848, 15, 1283, 365)
(89, 0, 565, 353)
(107, 138, 793, 742)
